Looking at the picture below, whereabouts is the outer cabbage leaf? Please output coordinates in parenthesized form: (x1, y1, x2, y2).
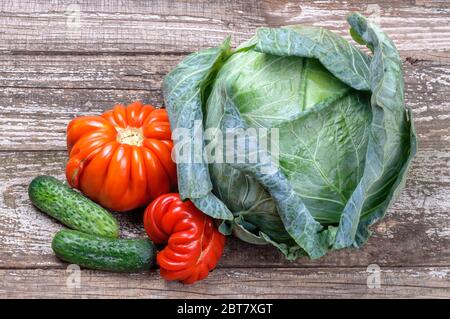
(163, 39, 234, 220)
(333, 13, 417, 248)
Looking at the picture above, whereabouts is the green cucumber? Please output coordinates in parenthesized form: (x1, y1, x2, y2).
(29, 176, 119, 238)
(52, 229, 155, 272)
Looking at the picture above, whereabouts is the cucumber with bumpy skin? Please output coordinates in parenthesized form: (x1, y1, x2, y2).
(52, 229, 155, 272)
(28, 176, 119, 238)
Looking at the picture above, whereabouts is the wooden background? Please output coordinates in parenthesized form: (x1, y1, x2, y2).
(0, 0, 449, 298)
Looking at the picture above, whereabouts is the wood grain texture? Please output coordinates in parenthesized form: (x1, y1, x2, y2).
(0, 0, 448, 55)
(0, 267, 448, 298)
(0, 0, 449, 298)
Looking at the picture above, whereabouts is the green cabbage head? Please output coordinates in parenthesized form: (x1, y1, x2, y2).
(163, 13, 417, 260)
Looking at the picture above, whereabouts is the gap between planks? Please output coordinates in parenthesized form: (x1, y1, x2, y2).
(1, 264, 449, 270)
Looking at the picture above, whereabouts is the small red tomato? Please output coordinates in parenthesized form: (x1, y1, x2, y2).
(144, 193, 226, 284)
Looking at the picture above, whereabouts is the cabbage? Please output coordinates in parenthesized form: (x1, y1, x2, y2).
(163, 13, 417, 260)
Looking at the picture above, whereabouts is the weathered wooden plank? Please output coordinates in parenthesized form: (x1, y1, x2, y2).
(0, 54, 183, 90)
(0, 54, 182, 90)
(0, 88, 152, 150)
(0, 55, 448, 150)
(0, 0, 263, 54)
(0, 267, 448, 298)
(0, 150, 448, 268)
(0, 0, 448, 55)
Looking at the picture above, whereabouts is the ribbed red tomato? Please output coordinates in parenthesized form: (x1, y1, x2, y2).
(144, 193, 226, 284)
(66, 101, 177, 212)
